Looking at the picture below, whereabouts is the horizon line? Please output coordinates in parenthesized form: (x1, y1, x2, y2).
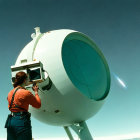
(1, 132, 140, 140)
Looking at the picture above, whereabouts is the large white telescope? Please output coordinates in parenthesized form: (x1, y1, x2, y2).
(11, 27, 110, 140)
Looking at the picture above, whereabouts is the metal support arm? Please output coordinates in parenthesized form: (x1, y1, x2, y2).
(64, 121, 93, 140)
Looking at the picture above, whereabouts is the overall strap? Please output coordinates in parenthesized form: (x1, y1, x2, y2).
(9, 87, 27, 111)
(9, 87, 20, 110)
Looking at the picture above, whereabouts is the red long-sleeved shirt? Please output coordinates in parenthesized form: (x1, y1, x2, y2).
(7, 86, 41, 112)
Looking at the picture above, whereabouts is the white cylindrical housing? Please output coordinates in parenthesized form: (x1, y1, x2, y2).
(15, 29, 110, 126)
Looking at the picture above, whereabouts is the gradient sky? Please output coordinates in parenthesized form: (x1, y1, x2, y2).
(0, 0, 140, 139)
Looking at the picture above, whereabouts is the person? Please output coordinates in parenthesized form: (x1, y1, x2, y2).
(5, 71, 41, 140)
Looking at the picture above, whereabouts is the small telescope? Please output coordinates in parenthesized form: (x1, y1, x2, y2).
(11, 61, 46, 84)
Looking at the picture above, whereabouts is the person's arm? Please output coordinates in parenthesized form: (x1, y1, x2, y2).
(27, 85, 41, 108)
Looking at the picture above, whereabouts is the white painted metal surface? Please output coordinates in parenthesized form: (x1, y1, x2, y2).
(14, 28, 110, 126)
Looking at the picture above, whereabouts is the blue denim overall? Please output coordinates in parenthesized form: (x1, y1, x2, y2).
(7, 112, 32, 140)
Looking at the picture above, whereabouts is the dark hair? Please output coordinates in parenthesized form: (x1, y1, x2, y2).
(13, 71, 27, 88)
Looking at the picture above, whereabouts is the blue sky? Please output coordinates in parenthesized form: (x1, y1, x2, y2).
(0, 0, 140, 139)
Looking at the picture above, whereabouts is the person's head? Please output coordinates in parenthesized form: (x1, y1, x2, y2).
(13, 71, 28, 88)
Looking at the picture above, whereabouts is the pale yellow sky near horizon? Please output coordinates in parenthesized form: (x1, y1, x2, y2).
(1, 132, 140, 140)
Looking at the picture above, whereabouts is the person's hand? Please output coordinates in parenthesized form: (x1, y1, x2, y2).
(32, 83, 39, 93)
